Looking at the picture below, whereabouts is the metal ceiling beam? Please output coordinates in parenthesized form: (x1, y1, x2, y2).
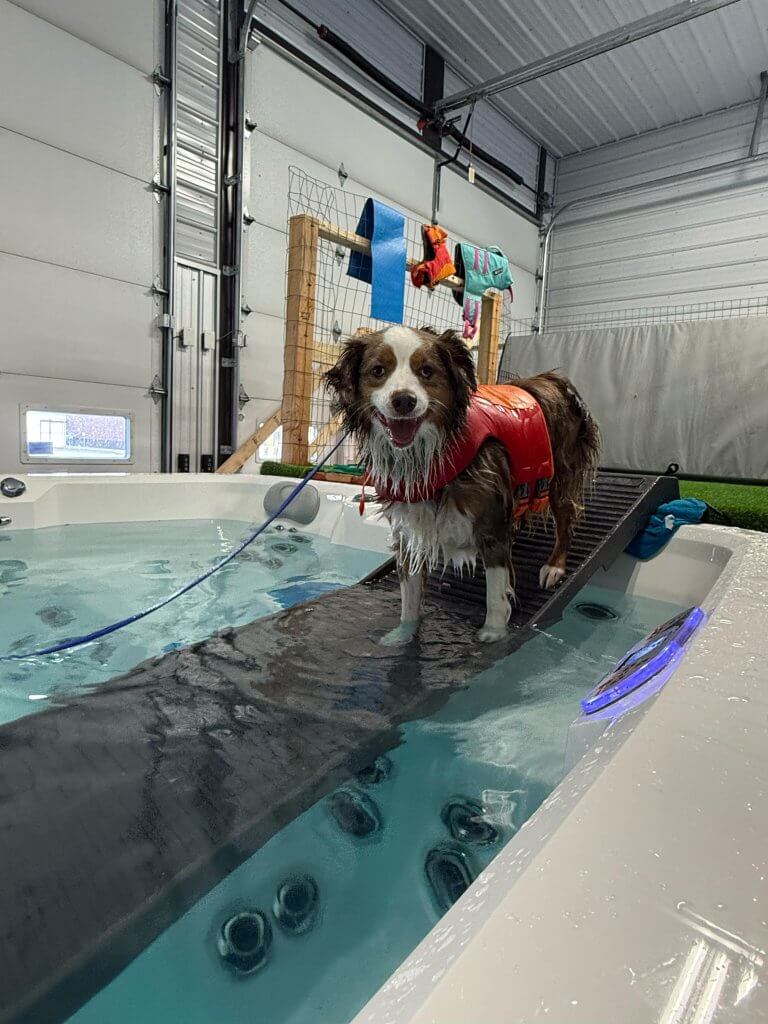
(433, 0, 744, 117)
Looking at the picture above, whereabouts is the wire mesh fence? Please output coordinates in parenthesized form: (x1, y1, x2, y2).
(269, 167, 514, 465)
(507, 294, 768, 337)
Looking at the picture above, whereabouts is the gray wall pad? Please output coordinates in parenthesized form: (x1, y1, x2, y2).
(500, 318, 768, 479)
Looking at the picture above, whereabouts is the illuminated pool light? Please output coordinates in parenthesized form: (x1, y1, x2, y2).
(581, 606, 706, 716)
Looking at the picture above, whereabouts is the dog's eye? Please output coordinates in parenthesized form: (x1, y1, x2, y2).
(371, 365, 386, 379)
(419, 365, 434, 380)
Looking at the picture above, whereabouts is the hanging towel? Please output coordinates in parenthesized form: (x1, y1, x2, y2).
(453, 243, 514, 340)
(625, 498, 711, 559)
(348, 198, 406, 323)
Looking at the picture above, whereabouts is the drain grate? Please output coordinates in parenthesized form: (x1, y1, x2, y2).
(575, 602, 618, 622)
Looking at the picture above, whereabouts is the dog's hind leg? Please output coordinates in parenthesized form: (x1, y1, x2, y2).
(539, 491, 577, 590)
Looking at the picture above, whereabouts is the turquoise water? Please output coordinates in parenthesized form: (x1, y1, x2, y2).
(0, 519, 385, 725)
(63, 582, 683, 1024)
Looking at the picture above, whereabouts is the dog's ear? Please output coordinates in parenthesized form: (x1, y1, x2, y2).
(435, 329, 477, 397)
(324, 336, 368, 414)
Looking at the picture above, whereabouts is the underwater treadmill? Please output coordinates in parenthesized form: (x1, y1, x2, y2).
(0, 471, 677, 1024)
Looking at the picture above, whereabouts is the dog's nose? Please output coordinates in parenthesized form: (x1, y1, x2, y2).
(390, 390, 418, 416)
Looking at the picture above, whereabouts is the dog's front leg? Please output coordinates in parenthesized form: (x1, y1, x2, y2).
(380, 559, 423, 646)
(478, 565, 512, 643)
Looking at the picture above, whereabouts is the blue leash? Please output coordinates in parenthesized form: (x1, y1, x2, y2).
(1, 437, 349, 662)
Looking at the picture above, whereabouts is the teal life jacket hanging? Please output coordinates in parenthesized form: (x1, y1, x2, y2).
(453, 243, 514, 340)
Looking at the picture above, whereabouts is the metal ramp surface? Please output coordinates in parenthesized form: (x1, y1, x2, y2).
(420, 471, 679, 627)
(0, 472, 677, 1024)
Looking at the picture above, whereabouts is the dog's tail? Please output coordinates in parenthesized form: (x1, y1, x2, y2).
(564, 379, 601, 485)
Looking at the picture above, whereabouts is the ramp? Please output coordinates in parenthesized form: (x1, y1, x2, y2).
(421, 472, 679, 627)
(0, 472, 677, 1024)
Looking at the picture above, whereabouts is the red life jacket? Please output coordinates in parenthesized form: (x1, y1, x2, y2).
(372, 384, 554, 516)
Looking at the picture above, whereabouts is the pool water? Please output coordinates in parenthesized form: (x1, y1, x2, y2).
(0, 519, 385, 725)
(64, 583, 683, 1024)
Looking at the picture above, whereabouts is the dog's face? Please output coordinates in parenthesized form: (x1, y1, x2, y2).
(325, 326, 477, 452)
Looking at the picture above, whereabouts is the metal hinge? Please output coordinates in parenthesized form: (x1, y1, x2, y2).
(156, 313, 175, 329)
(221, 357, 236, 369)
(238, 384, 252, 409)
(219, 444, 234, 456)
(148, 374, 167, 403)
(150, 173, 170, 200)
(151, 66, 171, 91)
(222, 265, 239, 277)
(224, 173, 241, 186)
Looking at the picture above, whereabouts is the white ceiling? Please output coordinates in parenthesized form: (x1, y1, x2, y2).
(376, 0, 768, 156)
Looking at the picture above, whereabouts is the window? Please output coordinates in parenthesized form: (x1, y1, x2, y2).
(258, 425, 283, 463)
(21, 407, 133, 464)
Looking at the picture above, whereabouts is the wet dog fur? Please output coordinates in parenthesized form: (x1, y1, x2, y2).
(325, 325, 601, 643)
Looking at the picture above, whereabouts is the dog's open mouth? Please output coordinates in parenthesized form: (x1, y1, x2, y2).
(375, 413, 425, 448)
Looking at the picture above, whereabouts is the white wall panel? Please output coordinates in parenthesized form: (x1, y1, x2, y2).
(0, 254, 156, 387)
(0, 130, 155, 286)
(238, 46, 541, 450)
(8, 0, 157, 74)
(0, 376, 155, 474)
(546, 102, 768, 319)
(244, 221, 287, 322)
(0, 2, 154, 180)
(248, 48, 539, 266)
(237, 312, 285, 412)
(0, 0, 162, 472)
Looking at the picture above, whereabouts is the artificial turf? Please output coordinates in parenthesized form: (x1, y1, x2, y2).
(680, 480, 768, 533)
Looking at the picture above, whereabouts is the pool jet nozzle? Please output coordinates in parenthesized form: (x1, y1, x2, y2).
(217, 910, 272, 975)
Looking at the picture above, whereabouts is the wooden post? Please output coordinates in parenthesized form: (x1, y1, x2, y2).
(216, 407, 281, 474)
(477, 289, 503, 385)
(282, 214, 319, 465)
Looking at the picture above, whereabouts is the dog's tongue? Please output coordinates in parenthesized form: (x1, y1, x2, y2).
(386, 417, 420, 447)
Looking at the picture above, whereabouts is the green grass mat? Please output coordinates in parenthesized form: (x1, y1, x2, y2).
(260, 461, 363, 479)
(680, 480, 768, 533)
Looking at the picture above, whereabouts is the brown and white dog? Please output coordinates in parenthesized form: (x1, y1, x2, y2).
(325, 325, 601, 644)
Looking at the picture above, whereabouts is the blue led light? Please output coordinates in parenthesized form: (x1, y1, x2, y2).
(580, 606, 706, 716)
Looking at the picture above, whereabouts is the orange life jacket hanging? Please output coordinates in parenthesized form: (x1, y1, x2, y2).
(410, 224, 456, 289)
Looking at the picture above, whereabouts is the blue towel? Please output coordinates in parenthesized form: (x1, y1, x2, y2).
(348, 198, 406, 323)
(626, 498, 708, 559)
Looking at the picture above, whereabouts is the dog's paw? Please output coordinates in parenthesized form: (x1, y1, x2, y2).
(380, 620, 420, 647)
(539, 564, 566, 591)
(478, 623, 507, 644)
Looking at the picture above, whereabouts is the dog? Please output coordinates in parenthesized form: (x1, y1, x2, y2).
(324, 325, 601, 644)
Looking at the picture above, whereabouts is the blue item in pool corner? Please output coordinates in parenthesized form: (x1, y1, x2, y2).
(625, 498, 707, 560)
(348, 198, 406, 323)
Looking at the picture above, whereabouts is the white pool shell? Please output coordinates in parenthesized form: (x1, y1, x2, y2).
(2, 474, 767, 1023)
